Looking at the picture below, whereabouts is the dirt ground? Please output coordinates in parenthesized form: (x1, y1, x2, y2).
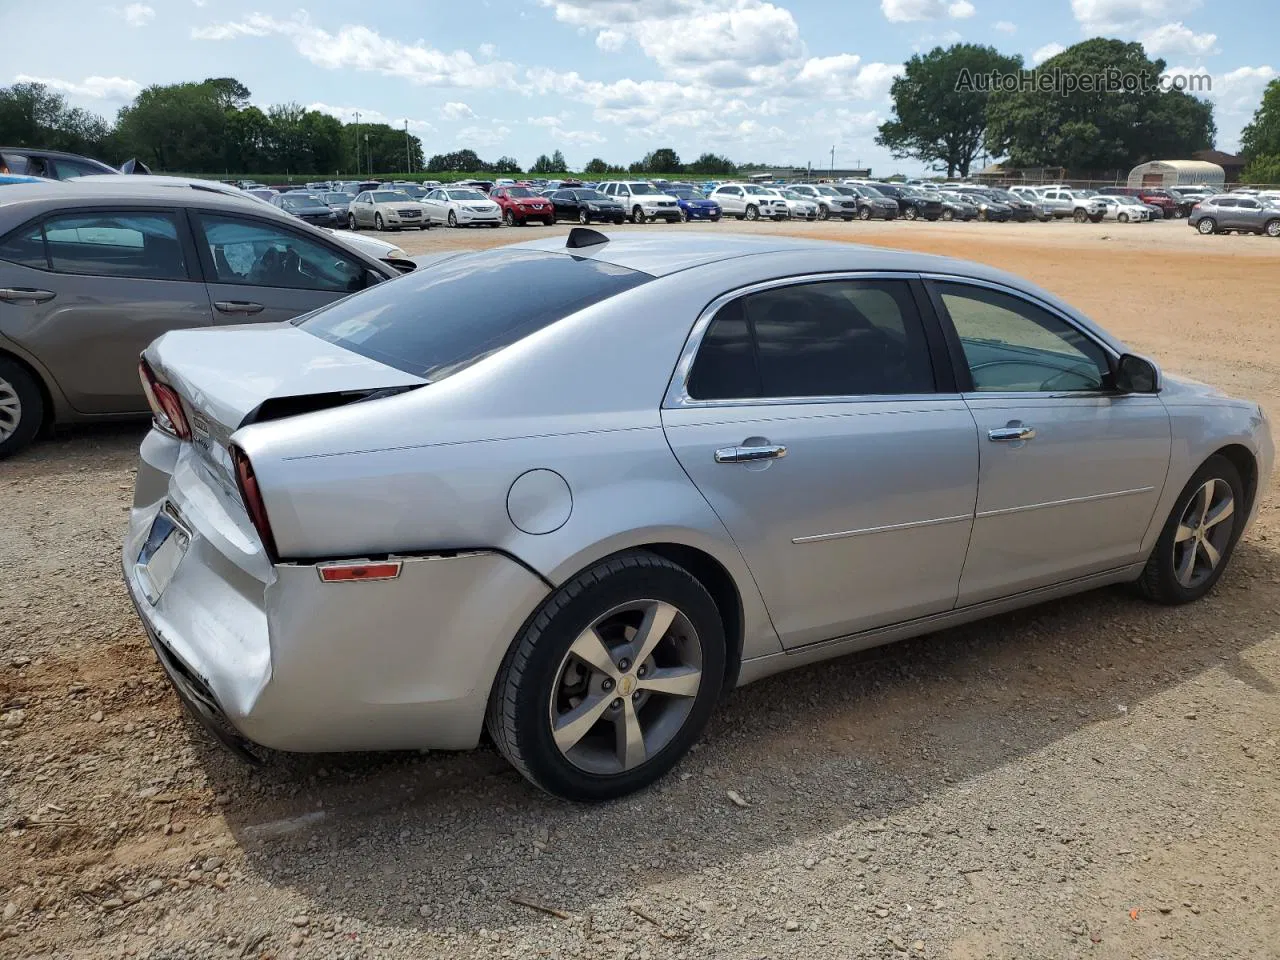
(2, 218, 1278, 960)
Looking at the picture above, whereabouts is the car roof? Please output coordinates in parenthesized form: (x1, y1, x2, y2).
(0, 180, 357, 237)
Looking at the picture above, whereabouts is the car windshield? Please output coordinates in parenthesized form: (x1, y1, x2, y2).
(324, 193, 351, 204)
(506, 187, 536, 197)
(816, 186, 842, 196)
(670, 189, 699, 199)
(572, 190, 608, 200)
(857, 185, 885, 197)
(281, 195, 327, 210)
(370, 191, 412, 203)
(395, 185, 427, 198)
(299, 249, 652, 381)
(627, 183, 659, 195)
(743, 185, 774, 195)
(447, 189, 487, 200)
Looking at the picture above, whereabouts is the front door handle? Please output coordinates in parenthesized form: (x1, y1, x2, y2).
(715, 444, 788, 463)
(213, 301, 265, 316)
(0, 287, 55, 304)
(988, 425, 1037, 442)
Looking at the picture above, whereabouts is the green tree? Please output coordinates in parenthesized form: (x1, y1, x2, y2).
(985, 39, 1214, 170)
(203, 77, 252, 111)
(583, 157, 610, 174)
(876, 43, 1023, 178)
(493, 155, 522, 172)
(549, 149, 567, 171)
(115, 81, 228, 171)
(641, 147, 682, 173)
(0, 81, 113, 157)
(686, 152, 736, 175)
(426, 149, 485, 173)
(1240, 78, 1280, 161)
(222, 105, 269, 173)
(529, 153, 556, 174)
(1241, 153, 1280, 185)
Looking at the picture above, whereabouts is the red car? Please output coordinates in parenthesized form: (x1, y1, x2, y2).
(490, 186, 556, 226)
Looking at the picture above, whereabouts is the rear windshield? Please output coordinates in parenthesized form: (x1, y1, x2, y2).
(297, 249, 652, 380)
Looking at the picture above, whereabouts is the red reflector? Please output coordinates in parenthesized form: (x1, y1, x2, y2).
(318, 562, 403, 583)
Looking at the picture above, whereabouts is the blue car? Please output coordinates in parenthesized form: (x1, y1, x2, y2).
(0, 174, 44, 186)
(669, 187, 721, 222)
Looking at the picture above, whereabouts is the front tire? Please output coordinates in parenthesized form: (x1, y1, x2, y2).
(447, 210, 458, 228)
(858, 207, 872, 221)
(578, 209, 591, 225)
(1073, 208, 1087, 223)
(1136, 456, 1245, 605)
(374, 213, 385, 231)
(0, 357, 43, 460)
(1265, 219, 1280, 238)
(347, 213, 358, 231)
(486, 551, 725, 802)
(941, 209, 954, 222)
(904, 206, 918, 221)
(817, 205, 830, 221)
(504, 210, 516, 227)
(1118, 213, 1129, 223)
(744, 204, 759, 221)
(631, 206, 646, 225)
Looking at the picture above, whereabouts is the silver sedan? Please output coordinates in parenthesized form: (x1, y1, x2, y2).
(123, 230, 1274, 801)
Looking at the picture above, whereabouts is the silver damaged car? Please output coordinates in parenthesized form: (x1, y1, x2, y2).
(123, 229, 1274, 801)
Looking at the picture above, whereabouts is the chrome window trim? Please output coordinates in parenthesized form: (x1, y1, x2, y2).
(663, 270, 947, 410)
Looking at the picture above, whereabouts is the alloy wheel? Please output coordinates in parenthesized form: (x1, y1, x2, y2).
(745, 205, 758, 221)
(548, 599, 703, 775)
(1198, 218, 1215, 234)
(374, 213, 384, 231)
(941, 209, 953, 221)
(448, 211, 458, 227)
(347, 213, 357, 231)
(859, 207, 872, 221)
(504, 210, 515, 226)
(578, 209, 590, 225)
(1266, 219, 1280, 238)
(905, 207, 918, 220)
(1172, 478, 1236, 589)
(0, 377, 21, 443)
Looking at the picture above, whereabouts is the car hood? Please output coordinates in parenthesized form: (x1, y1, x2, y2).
(1159, 371, 1231, 403)
(634, 193, 678, 203)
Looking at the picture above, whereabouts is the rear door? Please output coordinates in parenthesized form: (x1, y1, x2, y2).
(662, 275, 979, 648)
(190, 211, 374, 326)
(0, 207, 212, 414)
(926, 278, 1171, 605)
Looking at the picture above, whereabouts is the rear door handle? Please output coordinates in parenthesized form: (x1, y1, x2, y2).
(213, 301, 265, 316)
(0, 287, 55, 304)
(715, 444, 788, 463)
(988, 425, 1037, 442)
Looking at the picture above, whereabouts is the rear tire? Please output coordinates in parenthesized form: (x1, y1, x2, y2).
(1136, 455, 1245, 605)
(0, 356, 43, 460)
(486, 551, 726, 802)
(1265, 219, 1280, 238)
(1197, 217, 1216, 235)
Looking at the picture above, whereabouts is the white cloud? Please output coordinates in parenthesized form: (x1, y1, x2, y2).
(192, 12, 522, 89)
(1140, 21, 1218, 57)
(1162, 63, 1275, 151)
(914, 29, 963, 51)
(13, 74, 142, 101)
(1070, 0, 1201, 34)
(478, 43, 498, 58)
(1031, 42, 1066, 65)
(880, 0, 975, 22)
(439, 101, 476, 120)
(528, 113, 606, 146)
(112, 3, 154, 26)
(306, 102, 436, 133)
(993, 20, 1016, 33)
(596, 29, 626, 52)
(456, 124, 511, 149)
(191, 0, 206, 6)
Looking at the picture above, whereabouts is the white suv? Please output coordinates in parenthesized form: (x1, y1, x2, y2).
(598, 182, 682, 223)
(1034, 186, 1106, 223)
(710, 184, 791, 221)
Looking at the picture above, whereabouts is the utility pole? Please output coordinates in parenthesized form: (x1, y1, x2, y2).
(364, 133, 371, 176)
(354, 111, 360, 175)
(830, 145, 835, 178)
(404, 119, 411, 174)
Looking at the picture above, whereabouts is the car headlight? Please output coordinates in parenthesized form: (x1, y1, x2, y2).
(587, 204, 600, 210)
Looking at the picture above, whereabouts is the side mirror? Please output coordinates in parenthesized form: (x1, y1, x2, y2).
(1114, 353, 1160, 393)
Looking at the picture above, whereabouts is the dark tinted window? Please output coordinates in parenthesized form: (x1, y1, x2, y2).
(0, 222, 48, 269)
(299, 249, 651, 380)
(43, 212, 188, 280)
(687, 280, 936, 400)
(53, 157, 114, 179)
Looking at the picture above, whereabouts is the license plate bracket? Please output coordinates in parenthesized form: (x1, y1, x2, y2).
(135, 506, 191, 605)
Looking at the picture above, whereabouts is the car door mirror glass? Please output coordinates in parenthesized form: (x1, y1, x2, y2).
(1114, 353, 1160, 393)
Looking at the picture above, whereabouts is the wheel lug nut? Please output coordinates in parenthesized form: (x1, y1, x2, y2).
(611, 698, 623, 709)
(637, 666, 647, 678)
(632, 691, 641, 701)
(618, 658, 631, 671)
(601, 678, 615, 692)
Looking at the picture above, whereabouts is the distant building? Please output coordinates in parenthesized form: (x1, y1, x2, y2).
(1126, 159, 1226, 189)
(1192, 149, 1246, 182)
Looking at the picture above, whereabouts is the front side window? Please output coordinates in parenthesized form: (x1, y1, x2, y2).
(936, 282, 1110, 393)
(686, 279, 937, 401)
(195, 214, 364, 293)
(39, 212, 188, 280)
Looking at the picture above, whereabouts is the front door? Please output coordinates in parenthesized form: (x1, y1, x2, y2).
(662, 276, 979, 648)
(190, 211, 370, 326)
(0, 208, 212, 414)
(927, 279, 1172, 605)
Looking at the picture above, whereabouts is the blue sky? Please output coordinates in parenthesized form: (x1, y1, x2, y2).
(7, 0, 1277, 173)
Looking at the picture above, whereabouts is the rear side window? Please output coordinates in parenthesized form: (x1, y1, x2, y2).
(0, 223, 47, 268)
(687, 279, 937, 401)
(39, 212, 188, 280)
(299, 249, 651, 381)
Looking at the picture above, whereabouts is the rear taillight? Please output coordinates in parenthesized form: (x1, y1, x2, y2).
(138, 359, 191, 440)
(230, 444, 279, 563)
